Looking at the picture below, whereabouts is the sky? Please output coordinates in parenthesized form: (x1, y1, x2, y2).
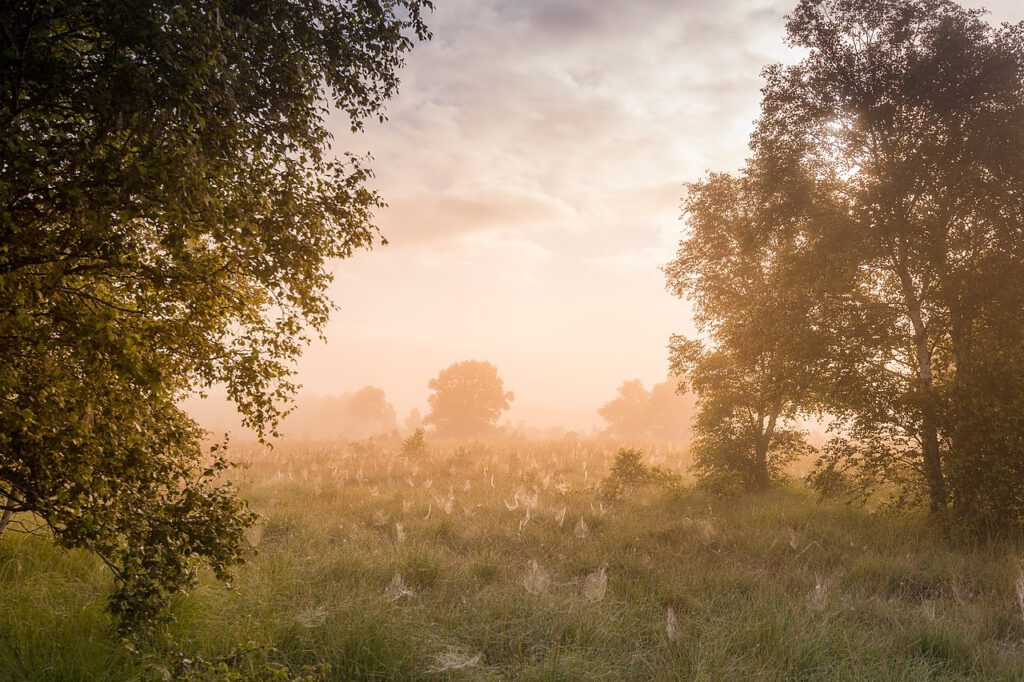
(284, 0, 1023, 432)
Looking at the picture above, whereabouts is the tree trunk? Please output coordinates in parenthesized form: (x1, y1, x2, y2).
(895, 253, 948, 514)
(752, 411, 778, 492)
(909, 297, 948, 513)
(920, 398, 947, 514)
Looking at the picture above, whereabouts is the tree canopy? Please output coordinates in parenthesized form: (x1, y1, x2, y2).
(0, 0, 431, 631)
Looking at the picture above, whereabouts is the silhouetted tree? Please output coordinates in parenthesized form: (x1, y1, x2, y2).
(424, 361, 513, 438)
(598, 380, 652, 440)
(0, 0, 431, 632)
(755, 0, 1024, 525)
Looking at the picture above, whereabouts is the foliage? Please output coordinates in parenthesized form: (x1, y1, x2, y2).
(597, 379, 695, 443)
(598, 448, 681, 501)
(808, 429, 928, 511)
(423, 360, 514, 438)
(946, 340, 1024, 534)
(689, 391, 815, 494)
(0, 0, 431, 632)
(756, 0, 1024, 524)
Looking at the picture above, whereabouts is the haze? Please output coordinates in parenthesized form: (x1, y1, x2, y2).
(249, 0, 1020, 433)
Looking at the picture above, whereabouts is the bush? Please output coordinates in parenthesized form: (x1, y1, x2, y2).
(599, 448, 681, 501)
(401, 428, 427, 457)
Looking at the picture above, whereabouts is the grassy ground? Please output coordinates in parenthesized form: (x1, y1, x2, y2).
(2, 438, 1024, 680)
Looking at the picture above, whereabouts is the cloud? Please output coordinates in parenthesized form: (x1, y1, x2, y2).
(345, 0, 801, 257)
(375, 188, 574, 248)
(314, 0, 804, 430)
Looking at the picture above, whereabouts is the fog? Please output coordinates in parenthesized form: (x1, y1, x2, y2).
(188, 0, 1022, 434)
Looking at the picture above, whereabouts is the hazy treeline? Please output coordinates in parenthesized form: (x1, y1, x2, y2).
(189, 369, 697, 445)
(188, 387, 399, 441)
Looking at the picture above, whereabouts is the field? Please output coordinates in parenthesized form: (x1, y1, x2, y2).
(2, 438, 1024, 680)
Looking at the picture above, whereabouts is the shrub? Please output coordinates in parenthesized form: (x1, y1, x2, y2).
(599, 448, 681, 501)
(401, 428, 427, 457)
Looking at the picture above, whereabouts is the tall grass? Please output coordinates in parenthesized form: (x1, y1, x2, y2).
(2, 437, 1023, 680)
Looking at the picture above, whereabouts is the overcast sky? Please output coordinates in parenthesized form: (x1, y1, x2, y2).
(287, 0, 1023, 431)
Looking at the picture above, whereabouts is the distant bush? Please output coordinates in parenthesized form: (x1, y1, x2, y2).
(402, 428, 427, 457)
(599, 448, 681, 501)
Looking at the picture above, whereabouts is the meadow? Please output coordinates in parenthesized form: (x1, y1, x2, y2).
(2, 437, 1024, 680)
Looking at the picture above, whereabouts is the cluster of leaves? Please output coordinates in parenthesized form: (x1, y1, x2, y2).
(599, 448, 681, 501)
(0, 0, 431, 633)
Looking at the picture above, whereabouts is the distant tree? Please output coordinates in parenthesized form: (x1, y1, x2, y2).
(268, 388, 398, 439)
(598, 380, 652, 440)
(597, 379, 694, 443)
(424, 361, 513, 438)
(755, 0, 1024, 525)
(341, 386, 398, 438)
(648, 380, 697, 442)
(0, 0, 431, 632)
(403, 407, 424, 434)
